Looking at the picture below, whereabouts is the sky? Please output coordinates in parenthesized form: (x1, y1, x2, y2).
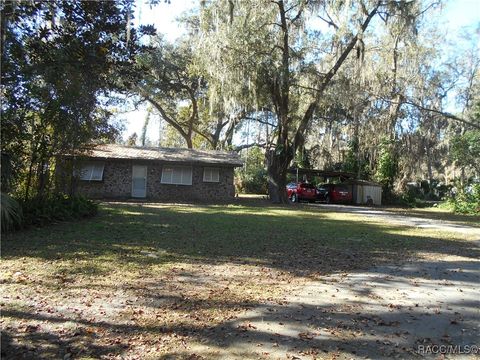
(117, 0, 480, 145)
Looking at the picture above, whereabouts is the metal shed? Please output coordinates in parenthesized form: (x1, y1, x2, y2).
(344, 179, 382, 206)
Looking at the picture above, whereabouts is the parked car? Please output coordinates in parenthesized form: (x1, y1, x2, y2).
(316, 183, 352, 204)
(287, 182, 317, 202)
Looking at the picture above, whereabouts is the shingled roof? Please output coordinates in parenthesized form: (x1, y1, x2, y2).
(77, 144, 243, 167)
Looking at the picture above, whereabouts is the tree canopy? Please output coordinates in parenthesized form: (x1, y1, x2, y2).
(2, 0, 479, 205)
(1, 0, 146, 197)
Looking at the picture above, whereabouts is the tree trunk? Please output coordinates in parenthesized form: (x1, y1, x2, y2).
(36, 138, 49, 198)
(426, 138, 433, 194)
(269, 1, 379, 203)
(266, 150, 289, 203)
(24, 158, 35, 201)
(185, 136, 193, 149)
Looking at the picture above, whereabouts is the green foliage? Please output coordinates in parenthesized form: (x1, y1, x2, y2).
(21, 194, 98, 228)
(135, 37, 202, 148)
(294, 146, 313, 169)
(1, 193, 24, 232)
(342, 139, 359, 175)
(126, 132, 138, 146)
(1, 153, 13, 193)
(446, 184, 480, 215)
(397, 189, 430, 208)
(341, 138, 371, 178)
(236, 168, 269, 194)
(235, 147, 268, 194)
(375, 139, 399, 198)
(451, 130, 480, 174)
(1, 1, 143, 199)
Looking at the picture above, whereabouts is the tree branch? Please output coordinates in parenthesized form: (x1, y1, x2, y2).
(294, 1, 381, 148)
(317, 14, 338, 29)
(399, 98, 480, 130)
(244, 116, 277, 127)
(135, 86, 192, 145)
(234, 142, 266, 152)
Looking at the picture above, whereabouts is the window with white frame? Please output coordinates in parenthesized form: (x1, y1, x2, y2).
(203, 167, 220, 182)
(161, 166, 192, 185)
(79, 162, 105, 181)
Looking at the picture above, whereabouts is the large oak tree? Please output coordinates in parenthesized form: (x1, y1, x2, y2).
(195, 0, 424, 202)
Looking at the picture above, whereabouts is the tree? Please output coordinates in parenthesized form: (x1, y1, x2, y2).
(1, 1, 146, 199)
(140, 108, 152, 147)
(134, 37, 201, 149)
(134, 34, 249, 150)
(451, 128, 480, 176)
(195, 0, 423, 202)
(235, 146, 269, 194)
(302, 1, 465, 195)
(375, 138, 399, 199)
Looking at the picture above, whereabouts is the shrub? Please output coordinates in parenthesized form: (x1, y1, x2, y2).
(21, 194, 98, 227)
(236, 168, 269, 194)
(375, 139, 398, 202)
(398, 190, 417, 208)
(398, 191, 429, 208)
(446, 184, 480, 215)
(235, 146, 269, 194)
(1, 192, 24, 232)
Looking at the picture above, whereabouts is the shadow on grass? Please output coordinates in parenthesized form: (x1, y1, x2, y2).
(3, 202, 478, 268)
(1, 201, 479, 359)
(2, 202, 479, 279)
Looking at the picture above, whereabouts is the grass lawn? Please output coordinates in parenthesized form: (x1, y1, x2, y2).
(1, 200, 477, 359)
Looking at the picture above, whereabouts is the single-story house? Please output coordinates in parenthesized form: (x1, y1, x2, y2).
(67, 144, 243, 201)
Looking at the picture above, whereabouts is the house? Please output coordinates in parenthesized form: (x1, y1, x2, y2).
(68, 144, 243, 201)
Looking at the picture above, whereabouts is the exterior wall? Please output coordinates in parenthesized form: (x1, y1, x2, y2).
(76, 159, 236, 201)
(352, 184, 382, 205)
(363, 185, 382, 205)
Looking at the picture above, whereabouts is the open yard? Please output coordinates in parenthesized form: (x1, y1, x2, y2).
(1, 199, 479, 359)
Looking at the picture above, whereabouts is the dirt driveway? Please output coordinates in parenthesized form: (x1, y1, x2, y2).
(186, 206, 480, 359)
(189, 253, 479, 359)
(310, 203, 480, 238)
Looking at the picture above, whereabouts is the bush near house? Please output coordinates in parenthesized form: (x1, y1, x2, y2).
(235, 146, 269, 194)
(235, 167, 269, 194)
(1, 194, 98, 232)
(22, 194, 98, 227)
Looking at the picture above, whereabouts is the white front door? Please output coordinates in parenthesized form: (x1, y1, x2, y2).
(132, 165, 147, 198)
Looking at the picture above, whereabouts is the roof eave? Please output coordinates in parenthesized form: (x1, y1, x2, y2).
(64, 154, 243, 167)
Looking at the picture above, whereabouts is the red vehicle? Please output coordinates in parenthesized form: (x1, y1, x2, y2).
(316, 183, 353, 204)
(286, 182, 317, 202)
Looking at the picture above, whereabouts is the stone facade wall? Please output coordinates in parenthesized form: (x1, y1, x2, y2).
(76, 159, 236, 201)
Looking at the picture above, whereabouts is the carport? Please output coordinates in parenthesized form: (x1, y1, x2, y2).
(288, 168, 382, 205)
(288, 168, 355, 183)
